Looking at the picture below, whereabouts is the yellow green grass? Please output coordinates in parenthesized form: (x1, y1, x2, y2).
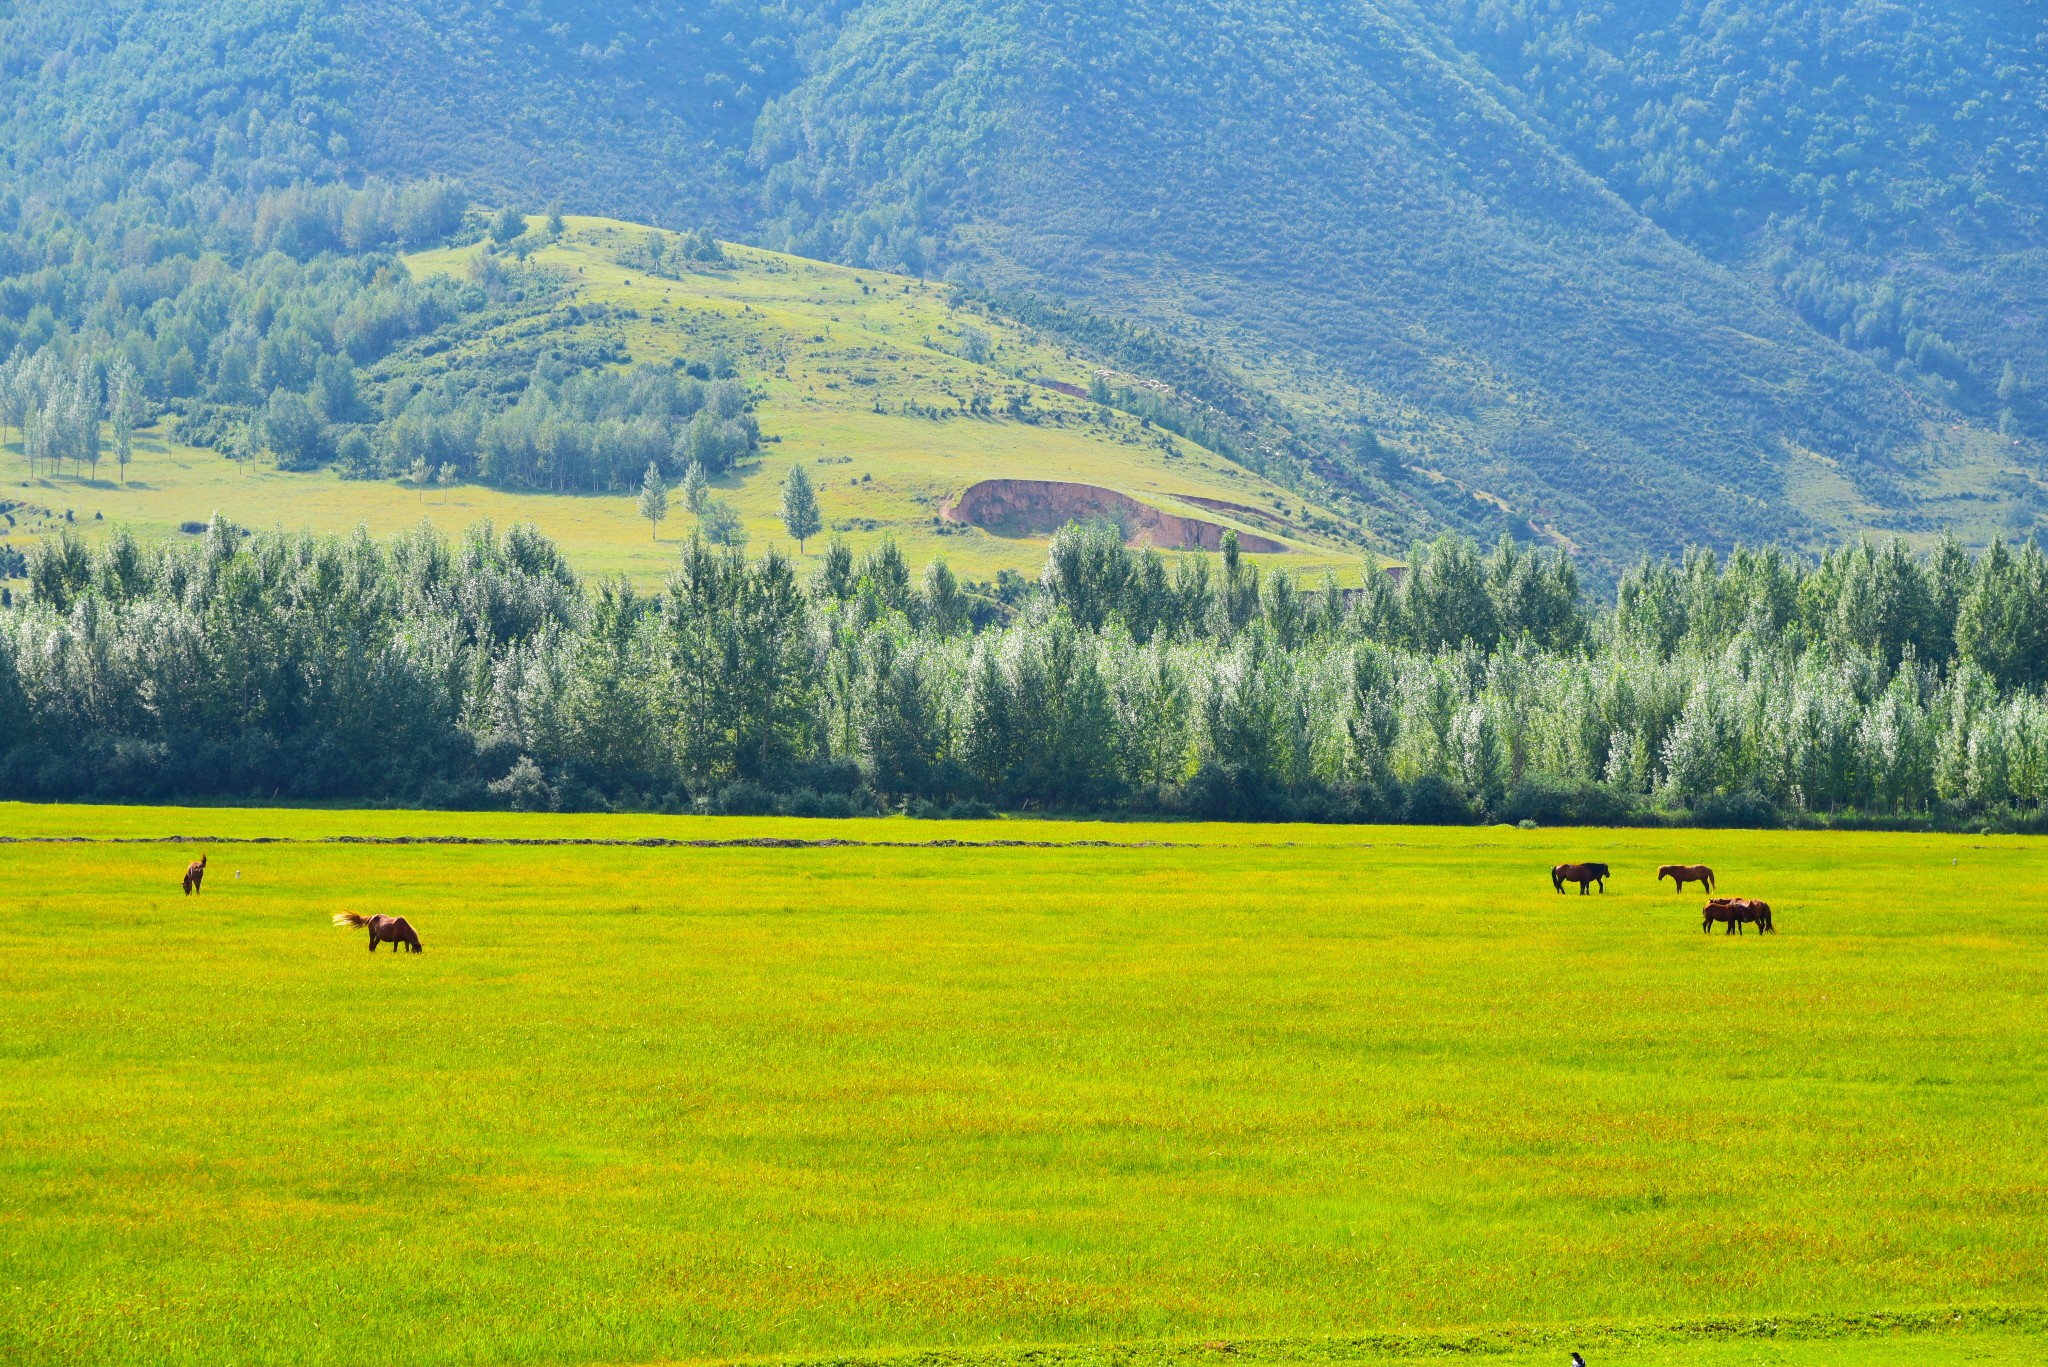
(0, 806, 2043, 1365)
(0, 428, 711, 584)
(0, 219, 1371, 587)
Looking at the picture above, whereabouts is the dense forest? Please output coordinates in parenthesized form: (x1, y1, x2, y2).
(0, 1, 2041, 575)
(14, 517, 2048, 829)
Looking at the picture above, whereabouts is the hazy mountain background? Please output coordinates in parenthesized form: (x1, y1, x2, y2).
(3, 0, 2044, 575)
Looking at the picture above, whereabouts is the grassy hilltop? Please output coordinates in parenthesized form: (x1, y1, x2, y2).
(1, 220, 1367, 586)
(1, 807, 2043, 1365)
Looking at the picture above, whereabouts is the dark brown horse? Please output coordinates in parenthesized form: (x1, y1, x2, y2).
(333, 911, 423, 953)
(1658, 863, 1715, 893)
(181, 853, 207, 895)
(1704, 897, 1773, 935)
(1552, 862, 1610, 894)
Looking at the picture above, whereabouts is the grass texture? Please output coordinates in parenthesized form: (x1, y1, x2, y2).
(0, 808, 2042, 1365)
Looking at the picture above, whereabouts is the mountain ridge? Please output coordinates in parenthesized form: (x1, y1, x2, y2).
(0, 0, 2040, 577)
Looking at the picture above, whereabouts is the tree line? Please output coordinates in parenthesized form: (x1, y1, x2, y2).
(12, 519, 2048, 829)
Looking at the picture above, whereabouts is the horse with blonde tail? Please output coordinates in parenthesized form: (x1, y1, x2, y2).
(333, 912, 423, 953)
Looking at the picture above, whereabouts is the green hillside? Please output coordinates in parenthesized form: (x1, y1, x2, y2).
(0, 220, 1364, 583)
(0, 1, 2042, 578)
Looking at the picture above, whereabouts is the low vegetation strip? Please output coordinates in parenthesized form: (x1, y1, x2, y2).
(0, 833, 1202, 850)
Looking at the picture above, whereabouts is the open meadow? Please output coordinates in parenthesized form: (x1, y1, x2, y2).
(0, 807, 2043, 1366)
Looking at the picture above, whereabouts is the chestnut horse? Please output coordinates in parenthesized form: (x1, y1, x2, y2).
(181, 853, 207, 895)
(1552, 862, 1610, 894)
(1703, 897, 1772, 934)
(1658, 863, 1715, 893)
(333, 911, 423, 953)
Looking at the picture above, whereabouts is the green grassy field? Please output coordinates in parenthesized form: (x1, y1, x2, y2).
(1, 807, 2043, 1366)
(0, 219, 1371, 588)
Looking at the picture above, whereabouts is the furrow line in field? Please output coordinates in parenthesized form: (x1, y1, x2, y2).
(727, 1303, 2048, 1367)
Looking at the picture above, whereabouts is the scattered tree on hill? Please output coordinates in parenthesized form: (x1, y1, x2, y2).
(639, 461, 670, 540)
(682, 460, 709, 513)
(780, 463, 821, 552)
(263, 389, 327, 471)
(490, 206, 527, 245)
(109, 355, 142, 484)
(700, 497, 746, 548)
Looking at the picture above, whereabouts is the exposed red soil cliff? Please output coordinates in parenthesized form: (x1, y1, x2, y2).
(941, 479, 1288, 552)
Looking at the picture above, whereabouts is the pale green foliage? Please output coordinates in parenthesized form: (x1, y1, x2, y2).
(699, 497, 746, 549)
(779, 461, 822, 551)
(637, 461, 669, 539)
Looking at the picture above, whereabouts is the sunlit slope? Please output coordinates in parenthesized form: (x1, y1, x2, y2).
(0, 221, 1372, 587)
(403, 217, 1371, 578)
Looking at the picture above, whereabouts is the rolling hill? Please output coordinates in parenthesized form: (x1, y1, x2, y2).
(1, 221, 1366, 584)
(0, 0, 2043, 578)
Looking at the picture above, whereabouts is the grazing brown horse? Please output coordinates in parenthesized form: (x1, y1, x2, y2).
(1658, 863, 1715, 893)
(1703, 897, 1773, 935)
(1552, 862, 1610, 894)
(181, 853, 207, 895)
(333, 911, 423, 953)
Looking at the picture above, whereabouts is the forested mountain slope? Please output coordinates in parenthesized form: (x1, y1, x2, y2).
(1, 0, 2041, 576)
(754, 0, 1972, 568)
(1410, 0, 2048, 420)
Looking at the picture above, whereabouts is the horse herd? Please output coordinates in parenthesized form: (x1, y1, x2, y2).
(1551, 861, 1776, 934)
(176, 849, 1770, 950)
(179, 852, 425, 952)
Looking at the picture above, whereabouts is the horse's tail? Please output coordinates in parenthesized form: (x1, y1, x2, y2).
(332, 912, 370, 928)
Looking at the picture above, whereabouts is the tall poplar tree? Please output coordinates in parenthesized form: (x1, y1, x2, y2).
(780, 462, 822, 553)
(638, 461, 669, 540)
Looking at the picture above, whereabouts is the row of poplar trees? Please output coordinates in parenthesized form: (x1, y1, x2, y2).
(10, 516, 2048, 825)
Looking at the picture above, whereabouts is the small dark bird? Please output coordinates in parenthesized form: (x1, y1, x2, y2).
(1571, 1353, 1586, 1367)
